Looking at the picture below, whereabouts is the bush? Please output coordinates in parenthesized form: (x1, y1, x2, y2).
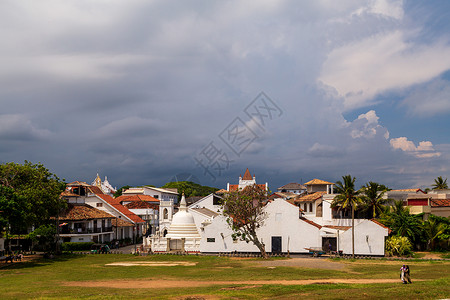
(385, 236, 412, 257)
(61, 242, 95, 251)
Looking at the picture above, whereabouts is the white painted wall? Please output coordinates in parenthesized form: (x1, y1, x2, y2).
(339, 220, 388, 256)
(200, 199, 321, 253)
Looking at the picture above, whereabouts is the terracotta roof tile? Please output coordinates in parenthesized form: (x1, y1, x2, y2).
(125, 201, 159, 209)
(304, 179, 334, 185)
(431, 199, 450, 207)
(242, 168, 253, 180)
(323, 225, 351, 231)
(299, 217, 322, 229)
(115, 194, 159, 203)
(96, 194, 145, 224)
(59, 204, 114, 221)
(294, 191, 326, 203)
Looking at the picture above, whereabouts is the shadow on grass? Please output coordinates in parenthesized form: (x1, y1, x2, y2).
(0, 253, 86, 270)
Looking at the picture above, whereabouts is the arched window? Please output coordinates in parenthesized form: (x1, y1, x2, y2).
(163, 229, 168, 237)
(163, 208, 168, 219)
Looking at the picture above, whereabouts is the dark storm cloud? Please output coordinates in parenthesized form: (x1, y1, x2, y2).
(0, 1, 449, 190)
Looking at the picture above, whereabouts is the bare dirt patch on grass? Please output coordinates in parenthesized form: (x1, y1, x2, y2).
(105, 261, 197, 267)
(256, 258, 347, 270)
(63, 278, 416, 289)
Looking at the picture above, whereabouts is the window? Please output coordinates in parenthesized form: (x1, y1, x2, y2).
(309, 203, 313, 212)
(154, 195, 159, 199)
(96, 203, 102, 207)
(207, 238, 215, 243)
(275, 213, 282, 221)
(163, 208, 168, 219)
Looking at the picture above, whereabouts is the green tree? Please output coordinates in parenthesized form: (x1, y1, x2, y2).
(431, 176, 448, 190)
(360, 181, 388, 219)
(331, 175, 361, 258)
(222, 184, 268, 258)
(162, 181, 219, 201)
(380, 200, 422, 244)
(114, 185, 131, 198)
(422, 216, 448, 250)
(27, 224, 57, 253)
(0, 161, 66, 234)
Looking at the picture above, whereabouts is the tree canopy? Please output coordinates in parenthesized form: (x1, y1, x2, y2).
(332, 175, 361, 258)
(162, 181, 219, 200)
(221, 185, 268, 258)
(0, 161, 66, 234)
(432, 176, 448, 190)
(360, 181, 388, 219)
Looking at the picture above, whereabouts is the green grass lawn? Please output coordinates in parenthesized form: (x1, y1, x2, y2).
(0, 254, 449, 299)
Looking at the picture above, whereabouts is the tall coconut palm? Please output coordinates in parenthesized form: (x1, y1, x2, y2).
(422, 218, 446, 250)
(331, 175, 361, 258)
(360, 182, 388, 219)
(432, 176, 448, 190)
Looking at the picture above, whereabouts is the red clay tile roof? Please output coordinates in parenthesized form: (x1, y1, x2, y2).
(390, 188, 426, 193)
(66, 181, 91, 187)
(111, 218, 134, 227)
(299, 217, 322, 229)
(125, 201, 159, 210)
(96, 194, 145, 224)
(294, 191, 326, 203)
(228, 184, 267, 192)
(242, 168, 253, 180)
(116, 194, 159, 203)
(431, 199, 450, 207)
(215, 189, 228, 194)
(323, 225, 351, 231)
(304, 179, 334, 185)
(59, 204, 114, 221)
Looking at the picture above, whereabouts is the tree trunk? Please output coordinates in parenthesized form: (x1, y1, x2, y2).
(352, 204, 355, 258)
(253, 237, 268, 259)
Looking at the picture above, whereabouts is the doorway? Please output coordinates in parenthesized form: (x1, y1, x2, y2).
(271, 236, 282, 253)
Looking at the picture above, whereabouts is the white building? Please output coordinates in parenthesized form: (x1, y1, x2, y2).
(123, 186, 178, 203)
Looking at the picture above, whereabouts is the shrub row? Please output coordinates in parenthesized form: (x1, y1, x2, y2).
(61, 242, 94, 251)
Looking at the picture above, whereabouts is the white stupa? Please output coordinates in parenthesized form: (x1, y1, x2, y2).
(166, 194, 201, 239)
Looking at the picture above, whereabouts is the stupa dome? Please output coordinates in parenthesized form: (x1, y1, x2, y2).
(166, 194, 200, 239)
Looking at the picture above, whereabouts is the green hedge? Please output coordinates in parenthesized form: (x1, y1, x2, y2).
(61, 242, 95, 251)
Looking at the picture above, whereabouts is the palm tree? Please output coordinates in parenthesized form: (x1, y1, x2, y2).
(422, 218, 446, 250)
(432, 176, 448, 190)
(360, 182, 388, 219)
(331, 175, 361, 258)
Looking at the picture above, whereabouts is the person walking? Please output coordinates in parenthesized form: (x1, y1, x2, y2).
(404, 265, 411, 283)
(400, 265, 407, 284)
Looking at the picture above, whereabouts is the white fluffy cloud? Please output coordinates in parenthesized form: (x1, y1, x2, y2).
(320, 30, 450, 110)
(390, 137, 441, 158)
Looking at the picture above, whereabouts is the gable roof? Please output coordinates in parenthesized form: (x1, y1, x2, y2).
(115, 194, 159, 203)
(323, 225, 351, 231)
(299, 217, 322, 229)
(278, 183, 306, 190)
(370, 219, 392, 234)
(190, 207, 219, 218)
(125, 201, 159, 210)
(390, 188, 425, 193)
(59, 204, 114, 221)
(294, 191, 326, 203)
(228, 184, 267, 192)
(304, 179, 334, 185)
(96, 194, 145, 224)
(242, 168, 253, 180)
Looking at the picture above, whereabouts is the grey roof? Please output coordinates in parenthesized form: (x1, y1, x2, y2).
(190, 207, 219, 218)
(278, 183, 306, 190)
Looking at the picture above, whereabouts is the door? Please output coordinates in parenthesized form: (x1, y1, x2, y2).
(271, 236, 282, 253)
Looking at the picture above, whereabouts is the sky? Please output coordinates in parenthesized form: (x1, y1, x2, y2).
(1, 0, 450, 191)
